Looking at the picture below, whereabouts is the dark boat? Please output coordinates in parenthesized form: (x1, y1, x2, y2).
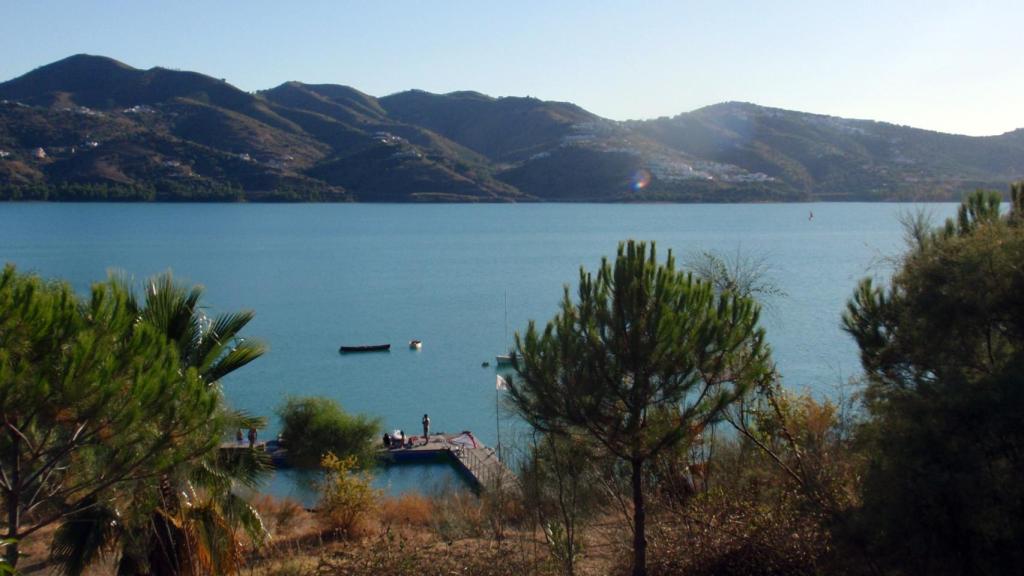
(339, 344, 391, 353)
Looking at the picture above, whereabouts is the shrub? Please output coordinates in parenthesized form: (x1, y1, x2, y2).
(520, 433, 605, 575)
(277, 396, 381, 468)
(319, 453, 378, 537)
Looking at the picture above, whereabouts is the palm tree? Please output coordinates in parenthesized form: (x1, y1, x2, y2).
(134, 273, 266, 386)
(50, 272, 269, 575)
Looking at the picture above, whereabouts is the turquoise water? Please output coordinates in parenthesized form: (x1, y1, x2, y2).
(0, 202, 958, 500)
(266, 461, 471, 505)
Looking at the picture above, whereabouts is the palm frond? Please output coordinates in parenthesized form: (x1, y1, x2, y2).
(202, 341, 267, 384)
(188, 459, 233, 495)
(195, 311, 260, 376)
(222, 409, 268, 431)
(183, 502, 242, 575)
(219, 491, 269, 546)
(106, 270, 140, 314)
(205, 311, 256, 351)
(50, 502, 120, 576)
(142, 273, 205, 360)
(222, 449, 272, 490)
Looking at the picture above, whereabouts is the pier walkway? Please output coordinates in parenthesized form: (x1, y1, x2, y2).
(381, 432, 518, 492)
(220, 440, 267, 451)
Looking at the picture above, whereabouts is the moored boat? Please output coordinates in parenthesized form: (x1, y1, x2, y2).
(409, 339, 422, 349)
(496, 292, 515, 366)
(339, 344, 391, 353)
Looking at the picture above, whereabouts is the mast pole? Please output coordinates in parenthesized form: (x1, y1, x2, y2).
(498, 290, 508, 463)
(496, 379, 502, 462)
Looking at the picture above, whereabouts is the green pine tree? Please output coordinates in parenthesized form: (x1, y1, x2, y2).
(508, 240, 772, 576)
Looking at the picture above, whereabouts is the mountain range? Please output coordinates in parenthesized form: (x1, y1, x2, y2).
(1, 54, 1021, 202)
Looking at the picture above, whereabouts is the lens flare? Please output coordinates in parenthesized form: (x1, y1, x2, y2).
(631, 169, 652, 192)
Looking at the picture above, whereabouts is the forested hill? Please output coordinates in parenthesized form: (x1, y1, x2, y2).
(1, 54, 1021, 202)
(628, 102, 1024, 200)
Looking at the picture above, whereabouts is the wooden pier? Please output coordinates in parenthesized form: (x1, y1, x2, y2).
(380, 432, 518, 492)
(220, 440, 267, 451)
(220, 431, 518, 492)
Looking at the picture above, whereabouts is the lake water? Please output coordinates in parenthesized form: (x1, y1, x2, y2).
(0, 202, 959, 502)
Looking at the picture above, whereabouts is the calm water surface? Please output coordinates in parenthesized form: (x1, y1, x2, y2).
(0, 202, 958, 501)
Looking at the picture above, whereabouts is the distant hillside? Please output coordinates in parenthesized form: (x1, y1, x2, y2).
(0, 55, 519, 201)
(1, 55, 1021, 202)
(628, 102, 1024, 200)
(378, 90, 597, 162)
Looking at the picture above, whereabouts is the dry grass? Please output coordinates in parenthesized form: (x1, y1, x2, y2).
(18, 488, 621, 576)
(310, 532, 556, 576)
(247, 487, 560, 575)
(615, 490, 828, 576)
(253, 494, 309, 536)
(253, 556, 321, 576)
(429, 489, 487, 541)
(379, 493, 434, 527)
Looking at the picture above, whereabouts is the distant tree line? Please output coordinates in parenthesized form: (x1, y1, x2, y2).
(0, 181, 350, 202)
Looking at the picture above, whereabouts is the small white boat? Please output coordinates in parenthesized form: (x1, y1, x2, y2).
(496, 354, 514, 365)
(409, 339, 422, 350)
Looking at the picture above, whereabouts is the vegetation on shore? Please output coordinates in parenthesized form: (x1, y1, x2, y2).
(1, 184, 1022, 574)
(842, 183, 1024, 574)
(0, 181, 346, 202)
(276, 396, 381, 468)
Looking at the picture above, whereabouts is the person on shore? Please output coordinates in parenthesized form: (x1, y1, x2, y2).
(422, 414, 430, 445)
(236, 428, 244, 444)
(247, 426, 257, 448)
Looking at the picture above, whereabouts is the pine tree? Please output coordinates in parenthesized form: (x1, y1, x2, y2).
(509, 240, 772, 576)
(844, 185, 1024, 575)
(0, 266, 222, 569)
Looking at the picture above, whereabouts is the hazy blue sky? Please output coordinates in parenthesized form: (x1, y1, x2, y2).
(2, 1, 1020, 135)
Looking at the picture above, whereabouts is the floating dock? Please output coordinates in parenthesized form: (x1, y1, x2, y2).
(380, 432, 518, 491)
(220, 440, 267, 451)
(220, 431, 518, 492)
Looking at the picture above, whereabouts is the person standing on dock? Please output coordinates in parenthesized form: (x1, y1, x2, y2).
(422, 414, 430, 445)
(247, 426, 257, 448)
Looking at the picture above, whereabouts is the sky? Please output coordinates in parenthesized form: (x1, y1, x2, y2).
(2, 0, 1021, 136)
